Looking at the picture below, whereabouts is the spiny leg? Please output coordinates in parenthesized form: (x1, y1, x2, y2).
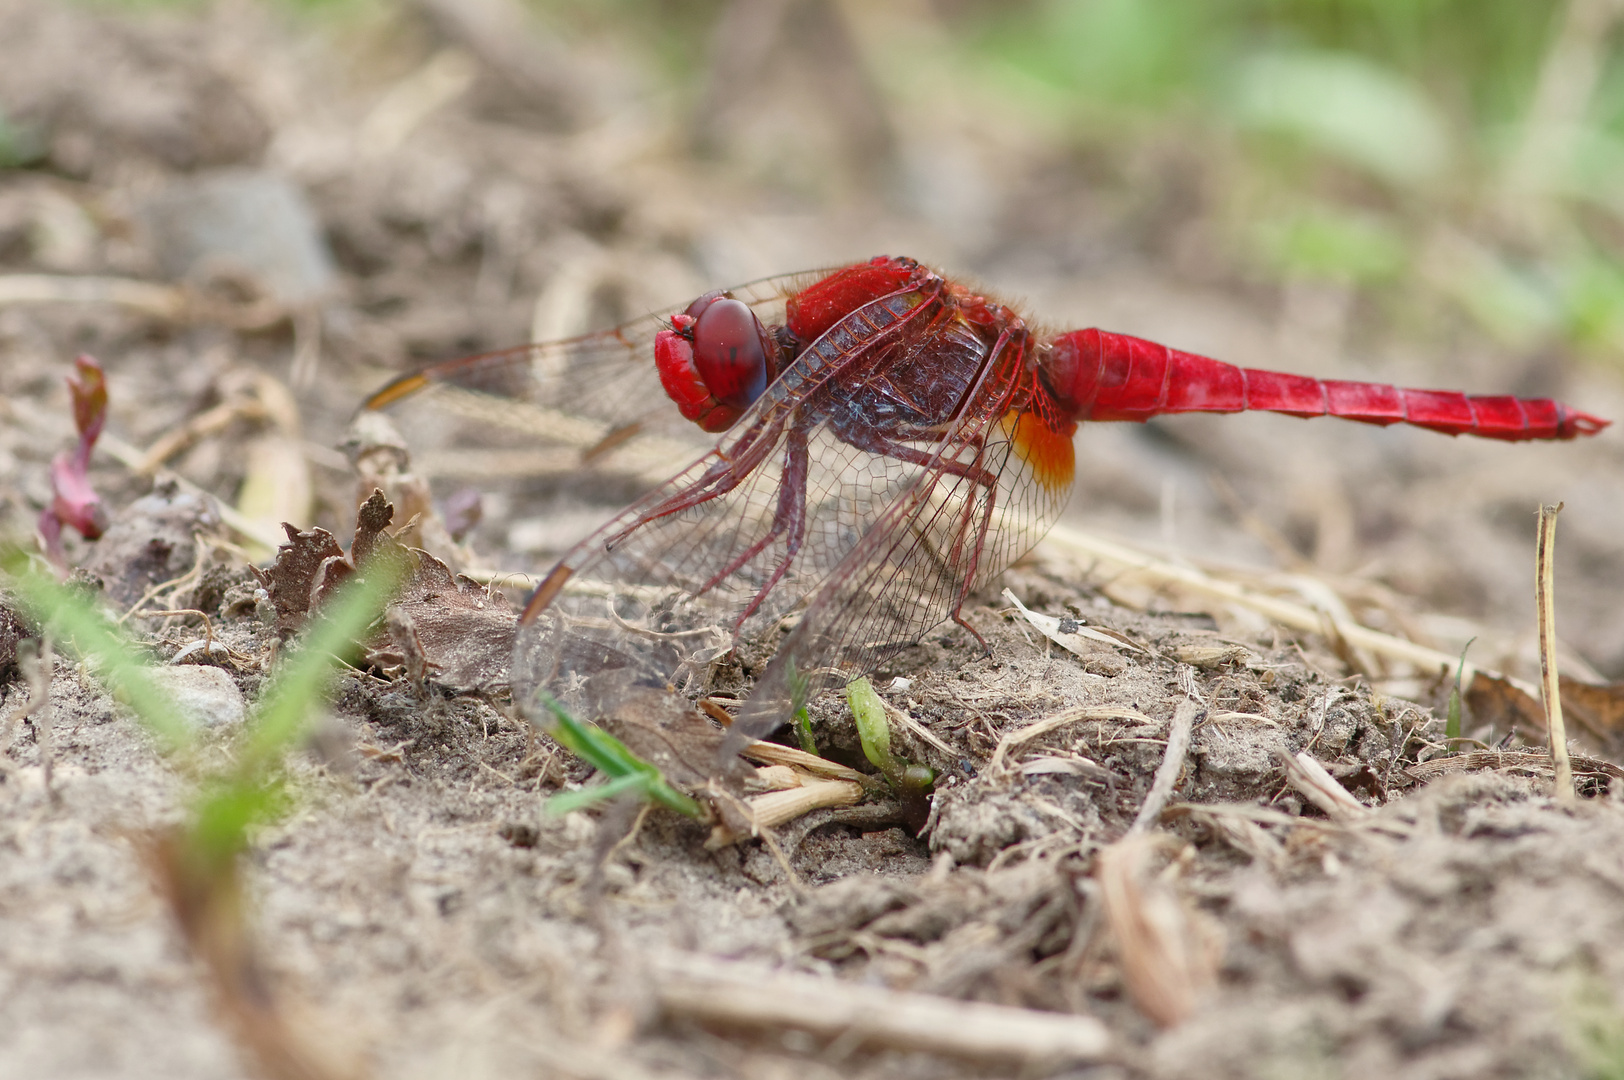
(696, 423, 811, 629)
(601, 413, 785, 550)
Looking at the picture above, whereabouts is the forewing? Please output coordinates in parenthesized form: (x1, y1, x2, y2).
(365, 270, 829, 488)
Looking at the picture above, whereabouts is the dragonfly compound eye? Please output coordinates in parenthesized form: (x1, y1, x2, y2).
(690, 297, 775, 411)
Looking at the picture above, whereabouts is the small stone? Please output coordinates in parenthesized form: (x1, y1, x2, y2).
(150, 665, 246, 730)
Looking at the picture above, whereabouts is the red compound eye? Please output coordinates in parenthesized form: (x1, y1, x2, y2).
(690, 297, 774, 411)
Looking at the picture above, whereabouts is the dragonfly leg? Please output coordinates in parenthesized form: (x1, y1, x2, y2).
(698, 423, 811, 629)
(602, 414, 785, 549)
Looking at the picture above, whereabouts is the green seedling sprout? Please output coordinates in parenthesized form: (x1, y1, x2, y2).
(1445, 637, 1474, 744)
(787, 658, 818, 756)
(531, 691, 703, 818)
(847, 676, 936, 799)
(5, 546, 403, 1080)
(3, 545, 402, 865)
(848, 676, 894, 776)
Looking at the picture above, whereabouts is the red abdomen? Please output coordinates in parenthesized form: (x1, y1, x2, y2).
(1044, 328, 1609, 442)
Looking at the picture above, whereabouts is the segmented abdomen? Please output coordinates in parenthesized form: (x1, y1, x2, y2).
(1045, 329, 1608, 442)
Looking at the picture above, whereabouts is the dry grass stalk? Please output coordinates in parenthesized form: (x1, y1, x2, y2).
(1095, 834, 1218, 1027)
(135, 395, 272, 475)
(1278, 750, 1369, 823)
(1407, 747, 1624, 783)
(1130, 698, 1199, 834)
(705, 778, 864, 848)
(1039, 524, 1533, 693)
(740, 739, 866, 781)
(0, 272, 187, 318)
(651, 951, 1111, 1062)
(97, 432, 289, 553)
(987, 704, 1153, 775)
(1536, 502, 1576, 802)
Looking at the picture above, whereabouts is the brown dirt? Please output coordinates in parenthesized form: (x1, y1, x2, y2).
(3, 3, 1624, 1079)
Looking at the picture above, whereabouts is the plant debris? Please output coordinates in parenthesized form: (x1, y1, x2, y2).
(254, 490, 515, 692)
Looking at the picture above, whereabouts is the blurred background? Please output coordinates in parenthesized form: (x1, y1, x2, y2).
(1, 0, 1622, 684)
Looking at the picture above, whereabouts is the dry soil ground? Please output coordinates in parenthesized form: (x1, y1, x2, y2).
(4, 3, 1624, 1079)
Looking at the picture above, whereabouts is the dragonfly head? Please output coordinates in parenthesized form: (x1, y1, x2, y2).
(655, 291, 781, 433)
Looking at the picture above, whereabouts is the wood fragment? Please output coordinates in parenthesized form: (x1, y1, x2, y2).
(1278, 751, 1369, 823)
(650, 951, 1111, 1062)
(705, 778, 863, 848)
(1130, 699, 1199, 834)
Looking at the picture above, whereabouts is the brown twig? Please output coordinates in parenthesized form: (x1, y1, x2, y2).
(1536, 502, 1575, 803)
(1130, 698, 1199, 834)
(650, 951, 1111, 1062)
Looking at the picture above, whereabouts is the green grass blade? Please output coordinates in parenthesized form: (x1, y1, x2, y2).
(530, 691, 702, 818)
(241, 565, 403, 771)
(2, 548, 192, 750)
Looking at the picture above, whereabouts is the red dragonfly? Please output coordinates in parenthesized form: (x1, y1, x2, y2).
(367, 255, 1607, 743)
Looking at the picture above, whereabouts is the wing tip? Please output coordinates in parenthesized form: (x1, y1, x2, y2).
(362, 372, 431, 412)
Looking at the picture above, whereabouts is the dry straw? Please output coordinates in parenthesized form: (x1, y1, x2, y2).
(1535, 503, 1575, 802)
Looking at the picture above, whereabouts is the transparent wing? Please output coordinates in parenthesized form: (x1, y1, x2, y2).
(728, 345, 1076, 745)
(364, 269, 833, 489)
(512, 296, 1075, 747)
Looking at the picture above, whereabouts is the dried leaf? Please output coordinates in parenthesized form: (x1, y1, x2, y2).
(252, 524, 344, 637)
(260, 491, 517, 690)
(1001, 588, 1146, 661)
(1466, 671, 1624, 754)
(383, 546, 514, 691)
(1560, 676, 1624, 749)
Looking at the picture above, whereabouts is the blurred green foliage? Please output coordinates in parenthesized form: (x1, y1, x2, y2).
(529, 0, 1624, 360)
(2, 546, 401, 869)
(0, 109, 45, 169)
(59, 0, 1624, 359)
(1570, 977, 1624, 1080)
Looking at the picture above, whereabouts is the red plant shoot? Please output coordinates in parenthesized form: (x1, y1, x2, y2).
(39, 355, 109, 567)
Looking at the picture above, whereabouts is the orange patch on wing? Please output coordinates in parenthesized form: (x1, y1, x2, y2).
(1000, 408, 1076, 495)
